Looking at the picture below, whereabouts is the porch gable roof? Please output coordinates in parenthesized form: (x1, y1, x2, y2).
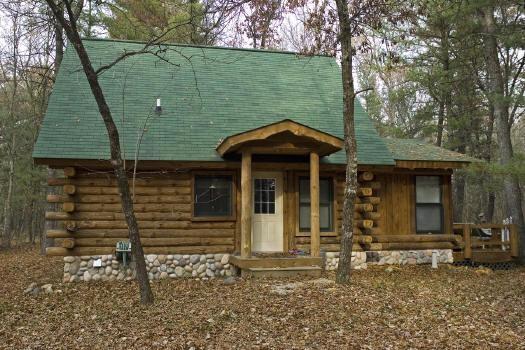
(216, 119, 344, 157)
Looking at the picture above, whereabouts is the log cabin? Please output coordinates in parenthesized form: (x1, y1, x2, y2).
(33, 38, 519, 280)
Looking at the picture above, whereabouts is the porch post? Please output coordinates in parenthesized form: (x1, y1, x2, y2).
(310, 151, 320, 257)
(241, 151, 252, 258)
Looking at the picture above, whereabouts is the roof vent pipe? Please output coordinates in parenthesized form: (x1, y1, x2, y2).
(155, 98, 162, 115)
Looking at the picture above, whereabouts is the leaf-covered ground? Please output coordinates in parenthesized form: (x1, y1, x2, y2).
(1, 247, 524, 349)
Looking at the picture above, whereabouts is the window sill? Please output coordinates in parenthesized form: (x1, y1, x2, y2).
(296, 231, 338, 237)
(191, 216, 237, 222)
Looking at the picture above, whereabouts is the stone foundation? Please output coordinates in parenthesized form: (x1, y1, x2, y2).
(366, 249, 453, 265)
(324, 251, 367, 270)
(63, 250, 454, 282)
(63, 253, 232, 283)
(323, 249, 453, 270)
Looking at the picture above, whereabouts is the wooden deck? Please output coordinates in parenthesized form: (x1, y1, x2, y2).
(452, 223, 519, 264)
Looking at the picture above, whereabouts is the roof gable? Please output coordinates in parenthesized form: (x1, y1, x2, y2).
(216, 119, 344, 156)
(33, 38, 395, 166)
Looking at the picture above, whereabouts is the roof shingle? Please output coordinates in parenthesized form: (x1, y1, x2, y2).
(384, 138, 478, 163)
(33, 38, 395, 165)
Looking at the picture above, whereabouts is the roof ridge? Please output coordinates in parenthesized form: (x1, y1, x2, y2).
(80, 37, 334, 58)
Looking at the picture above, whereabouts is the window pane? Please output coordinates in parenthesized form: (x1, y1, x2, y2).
(299, 177, 333, 232)
(416, 176, 441, 203)
(320, 204, 332, 230)
(320, 179, 331, 204)
(299, 179, 310, 203)
(194, 176, 232, 217)
(254, 178, 276, 215)
(416, 205, 442, 232)
(299, 204, 310, 230)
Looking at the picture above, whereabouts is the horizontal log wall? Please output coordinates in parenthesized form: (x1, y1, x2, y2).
(45, 166, 456, 256)
(46, 168, 236, 256)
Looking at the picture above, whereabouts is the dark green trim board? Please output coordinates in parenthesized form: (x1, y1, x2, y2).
(33, 38, 395, 165)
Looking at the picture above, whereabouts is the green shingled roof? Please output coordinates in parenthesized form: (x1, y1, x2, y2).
(33, 38, 395, 165)
(383, 138, 477, 163)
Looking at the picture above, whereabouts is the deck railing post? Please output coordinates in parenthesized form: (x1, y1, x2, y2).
(463, 224, 472, 260)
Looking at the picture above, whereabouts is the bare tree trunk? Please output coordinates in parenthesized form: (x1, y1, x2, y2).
(2, 12, 20, 249)
(2, 136, 16, 248)
(436, 101, 444, 147)
(53, 2, 64, 72)
(480, 6, 525, 262)
(485, 104, 496, 221)
(486, 192, 496, 222)
(435, 26, 450, 147)
(453, 173, 465, 222)
(29, 200, 36, 244)
(45, 0, 153, 304)
(335, 0, 357, 284)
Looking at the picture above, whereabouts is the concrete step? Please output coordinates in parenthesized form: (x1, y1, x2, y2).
(241, 266, 322, 278)
(230, 255, 322, 269)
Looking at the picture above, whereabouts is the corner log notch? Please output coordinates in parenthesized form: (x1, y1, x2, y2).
(332, 171, 385, 251)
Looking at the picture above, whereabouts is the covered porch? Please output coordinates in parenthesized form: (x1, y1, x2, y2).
(216, 120, 344, 276)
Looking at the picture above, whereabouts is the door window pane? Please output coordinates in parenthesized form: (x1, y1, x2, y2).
(194, 175, 233, 217)
(254, 178, 276, 214)
(299, 177, 333, 232)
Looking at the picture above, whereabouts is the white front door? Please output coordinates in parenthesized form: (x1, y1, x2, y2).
(252, 171, 284, 252)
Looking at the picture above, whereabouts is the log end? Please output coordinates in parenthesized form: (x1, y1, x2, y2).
(62, 202, 75, 212)
(63, 184, 76, 195)
(63, 167, 76, 177)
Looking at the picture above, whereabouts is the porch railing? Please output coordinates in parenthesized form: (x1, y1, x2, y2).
(453, 223, 519, 260)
